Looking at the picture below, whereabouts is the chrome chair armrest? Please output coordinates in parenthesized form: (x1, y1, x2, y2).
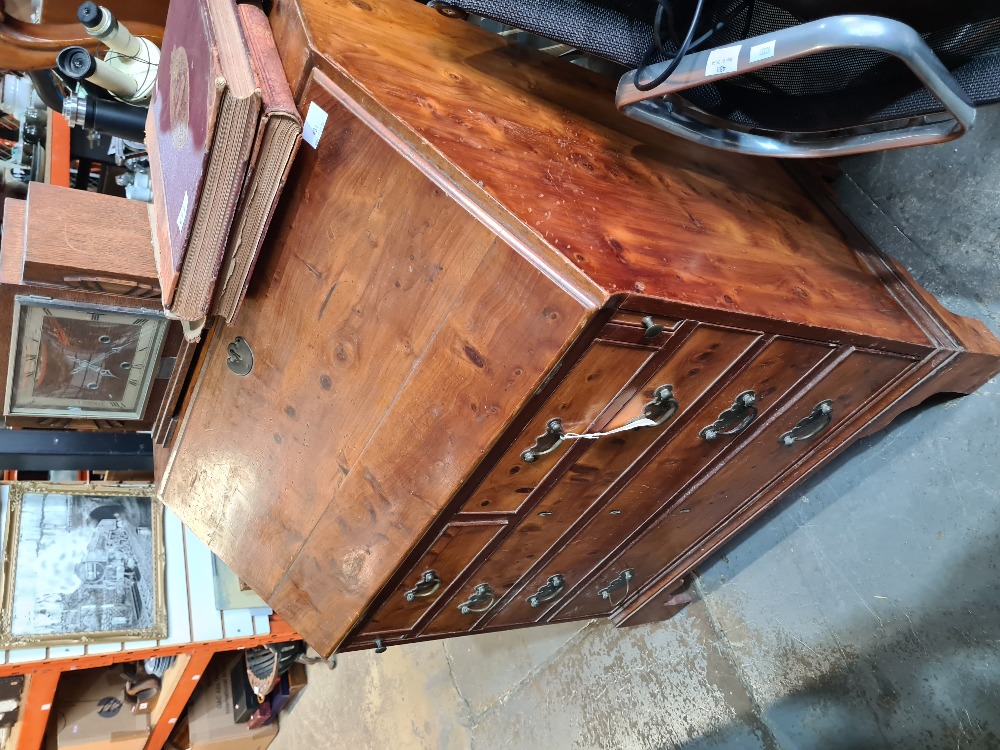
(616, 15, 976, 157)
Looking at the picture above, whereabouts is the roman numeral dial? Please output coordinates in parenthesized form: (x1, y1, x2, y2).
(6, 298, 169, 421)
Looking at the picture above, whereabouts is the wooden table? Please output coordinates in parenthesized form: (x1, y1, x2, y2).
(155, 0, 1000, 657)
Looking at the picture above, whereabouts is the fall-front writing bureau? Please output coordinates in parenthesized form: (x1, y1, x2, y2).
(154, 0, 1000, 658)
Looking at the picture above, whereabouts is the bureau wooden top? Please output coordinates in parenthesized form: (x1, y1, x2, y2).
(273, 0, 931, 348)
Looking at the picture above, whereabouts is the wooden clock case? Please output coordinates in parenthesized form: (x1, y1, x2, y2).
(0, 187, 183, 432)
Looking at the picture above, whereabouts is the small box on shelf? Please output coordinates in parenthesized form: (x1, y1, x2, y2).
(187, 657, 276, 750)
(52, 668, 150, 750)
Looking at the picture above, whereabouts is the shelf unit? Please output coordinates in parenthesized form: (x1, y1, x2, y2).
(0, 488, 300, 750)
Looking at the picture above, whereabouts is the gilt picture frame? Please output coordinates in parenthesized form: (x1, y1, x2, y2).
(0, 483, 166, 647)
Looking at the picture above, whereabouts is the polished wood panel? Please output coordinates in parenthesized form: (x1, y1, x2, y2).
(356, 521, 506, 636)
(269, 0, 315, 100)
(264, 235, 589, 654)
(1, 198, 25, 285)
(158, 70, 509, 595)
(296, 0, 932, 349)
(553, 348, 915, 621)
(423, 325, 759, 635)
(483, 336, 832, 629)
(457, 340, 653, 514)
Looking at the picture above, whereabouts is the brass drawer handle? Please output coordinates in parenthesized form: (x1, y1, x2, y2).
(458, 583, 496, 614)
(779, 400, 833, 446)
(528, 574, 566, 608)
(520, 418, 565, 463)
(404, 570, 441, 602)
(598, 568, 635, 607)
(521, 385, 678, 463)
(700, 390, 757, 441)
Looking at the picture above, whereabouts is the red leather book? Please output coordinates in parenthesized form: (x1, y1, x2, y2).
(147, 0, 261, 321)
(212, 3, 302, 323)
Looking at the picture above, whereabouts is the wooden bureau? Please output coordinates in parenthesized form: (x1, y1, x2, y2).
(154, 0, 1000, 658)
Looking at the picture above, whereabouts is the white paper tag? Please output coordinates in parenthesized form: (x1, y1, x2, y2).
(176, 191, 189, 233)
(749, 40, 776, 64)
(303, 102, 329, 149)
(705, 45, 742, 77)
(564, 416, 660, 441)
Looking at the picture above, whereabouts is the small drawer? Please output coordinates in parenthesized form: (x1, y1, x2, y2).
(603, 312, 683, 346)
(339, 633, 410, 653)
(551, 347, 915, 622)
(354, 521, 506, 637)
(457, 338, 654, 514)
(423, 567, 575, 638)
(610, 311, 682, 331)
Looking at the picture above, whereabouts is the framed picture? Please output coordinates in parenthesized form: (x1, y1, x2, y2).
(0, 483, 166, 647)
(211, 554, 271, 614)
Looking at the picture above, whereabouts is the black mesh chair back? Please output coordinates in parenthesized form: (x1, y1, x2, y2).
(426, 0, 1000, 155)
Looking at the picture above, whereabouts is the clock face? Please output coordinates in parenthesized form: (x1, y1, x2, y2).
(5, 297, 168, 420)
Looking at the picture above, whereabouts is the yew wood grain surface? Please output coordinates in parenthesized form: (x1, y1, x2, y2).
(482, 336, 833, 629)
(357, 521, 507, 636)
(424, 325, 760, 635)
(161, 71, 593, 657)
(293, 0, 932, 350)
(269, 0, 315, 101)
(264, 232, 589, 654)
(158, 73, 510, 596)
(553, 348, 916, 622)
(1, 198, 25, 285)
(457, 340, 653, 515)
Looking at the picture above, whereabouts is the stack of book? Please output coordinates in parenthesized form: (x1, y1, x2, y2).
(147, 0, 302, 331)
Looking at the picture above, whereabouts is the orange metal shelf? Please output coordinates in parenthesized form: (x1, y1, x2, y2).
(43, 110, 70, 188)
(10, 615, 300, 750)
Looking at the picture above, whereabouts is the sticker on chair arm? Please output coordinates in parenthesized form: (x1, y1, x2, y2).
(705, 45, 742, 76)
(749, 40, 776, 63)
(303, 101, 329, 149)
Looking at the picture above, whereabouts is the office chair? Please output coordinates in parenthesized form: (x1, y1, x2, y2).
(423, 0, 1000, 156)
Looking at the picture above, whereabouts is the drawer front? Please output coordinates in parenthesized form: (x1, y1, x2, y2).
(482, 336, 832, 629)
(355, 521, 506, 637)
(553, 348, 915, 621)
(422, 325, 760, 636)
(457, 338, 655, 514)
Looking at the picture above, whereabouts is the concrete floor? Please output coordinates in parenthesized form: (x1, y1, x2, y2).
(270, 107, 1000, 750)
